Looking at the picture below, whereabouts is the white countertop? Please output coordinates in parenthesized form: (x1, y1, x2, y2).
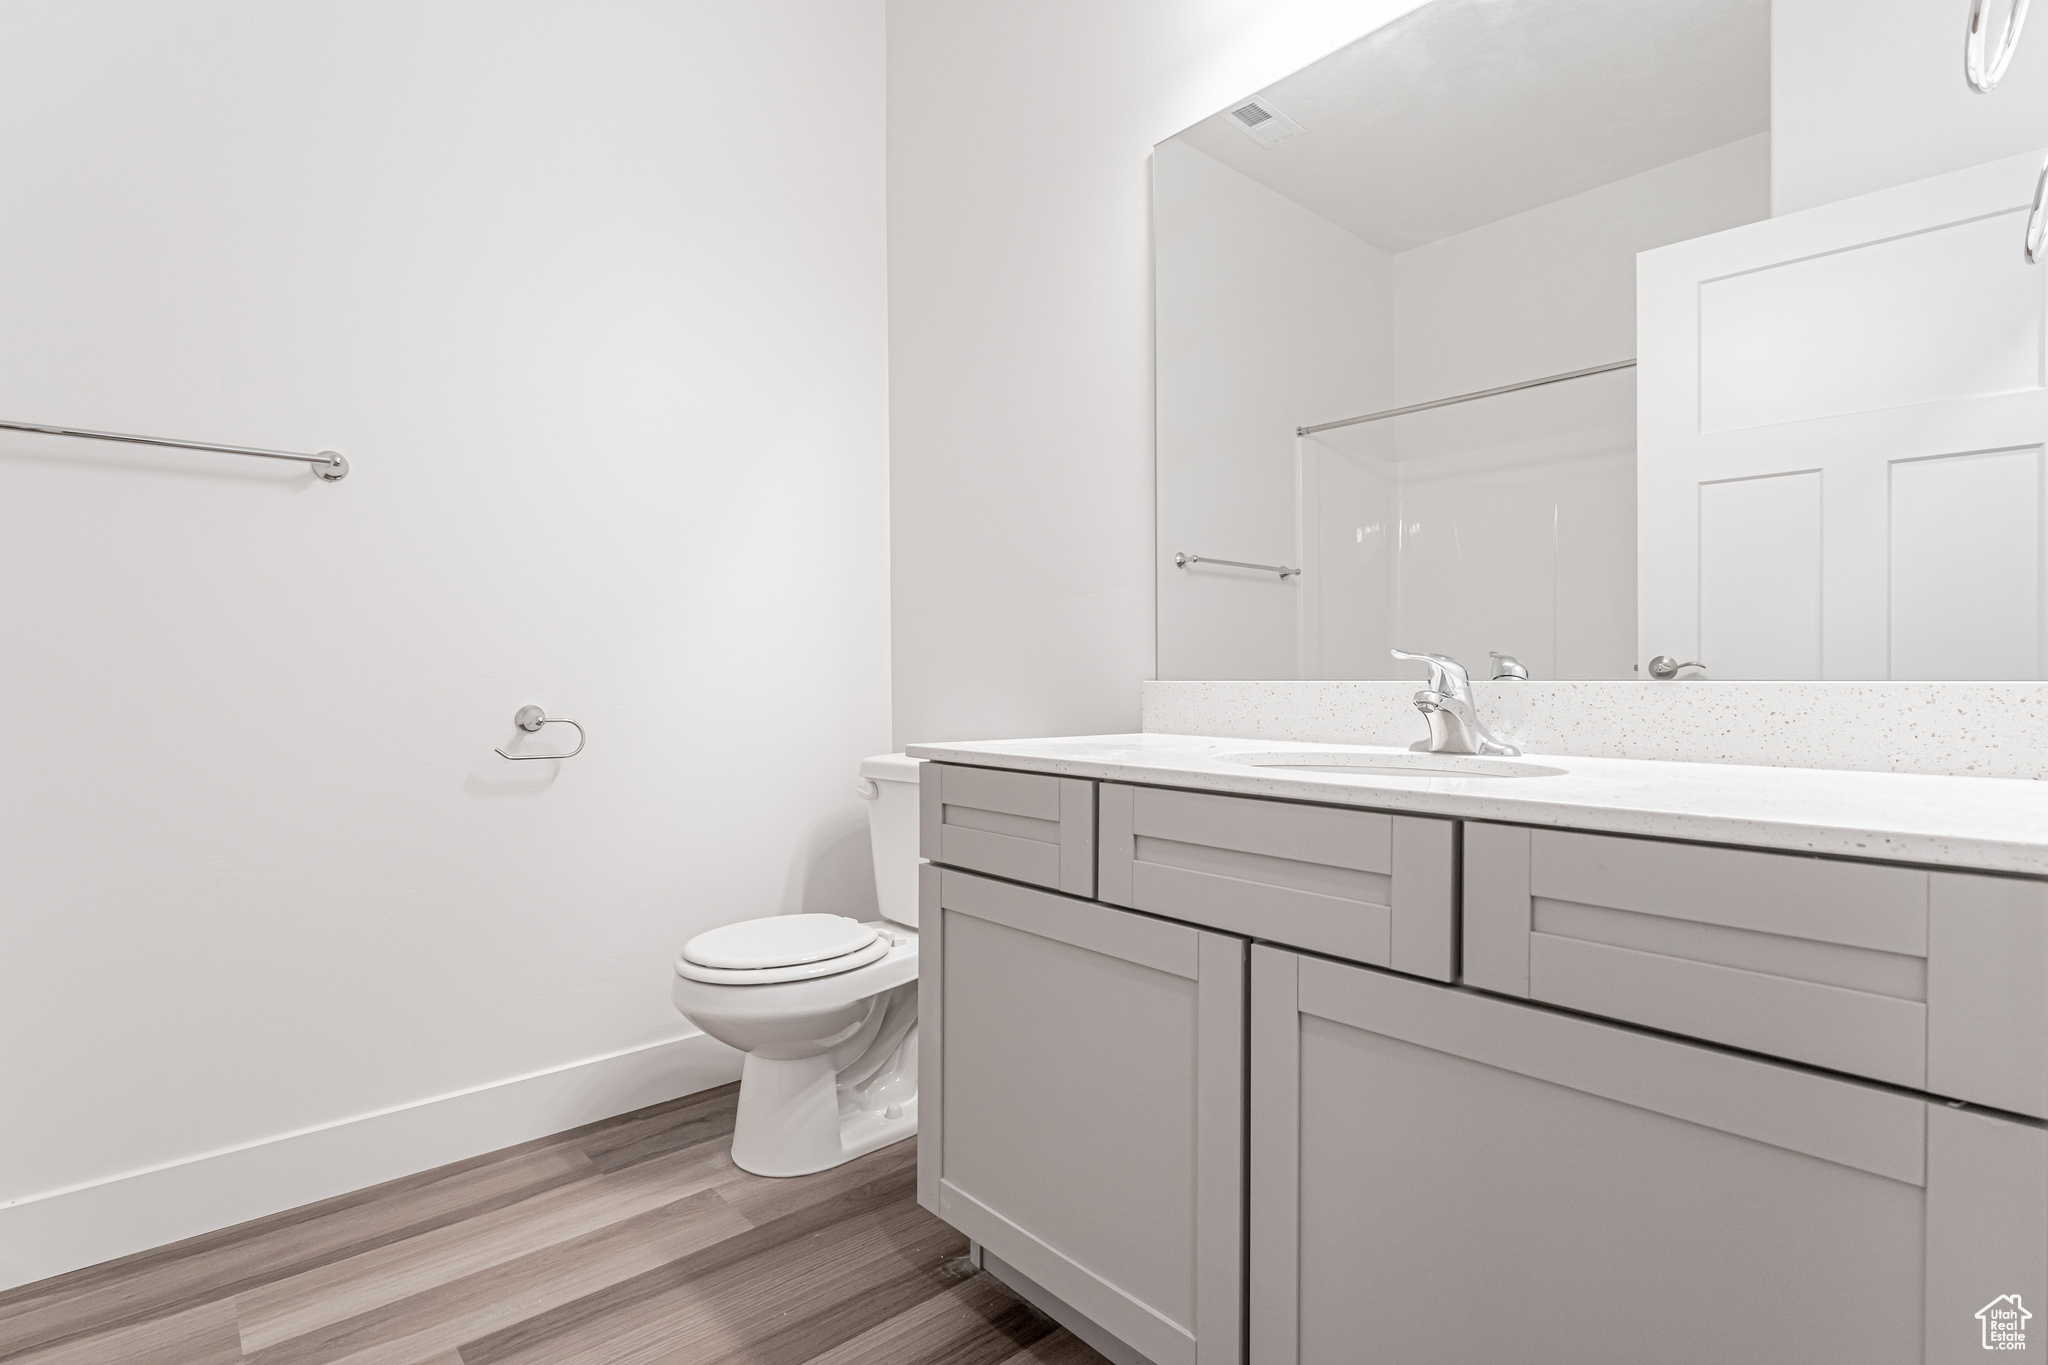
(904, 733, 2048, 876)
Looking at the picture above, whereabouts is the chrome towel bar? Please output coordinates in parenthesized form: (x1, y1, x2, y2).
(1174, 551, 1299, 579)
(0, 417, 348, 481)
(1297, 359, 1636, 436)
(496, 705, 586, 760)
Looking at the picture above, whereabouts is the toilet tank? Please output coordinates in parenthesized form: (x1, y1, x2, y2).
(858, 753, 923, 927)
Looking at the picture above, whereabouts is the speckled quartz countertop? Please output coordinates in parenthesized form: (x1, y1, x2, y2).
(904, 733, 2048, 877)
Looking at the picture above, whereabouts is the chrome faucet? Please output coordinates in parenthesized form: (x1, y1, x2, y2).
(1390, 649, 1521, 757)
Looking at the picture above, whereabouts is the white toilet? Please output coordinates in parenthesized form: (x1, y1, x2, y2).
(670, 753, 921, 1177)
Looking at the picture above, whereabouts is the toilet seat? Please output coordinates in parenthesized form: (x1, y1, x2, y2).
(683, 914, 877, 969)
(675, 914, 890, 985)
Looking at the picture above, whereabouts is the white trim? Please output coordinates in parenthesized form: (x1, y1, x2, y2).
(0, 1031, 741, 1292)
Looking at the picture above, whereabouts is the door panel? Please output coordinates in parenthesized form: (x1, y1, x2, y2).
(1695, 208, 2040, 433)
(1889, 447, 2043, 680)
(921, 866, 1244, 1365)
(1697, 470, 1822, 680)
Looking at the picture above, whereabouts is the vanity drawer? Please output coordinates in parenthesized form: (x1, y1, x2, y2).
(1466, 823, 2048, 1116)
(1098, 784, 1456, 980)
(920, 763, 1095, 897)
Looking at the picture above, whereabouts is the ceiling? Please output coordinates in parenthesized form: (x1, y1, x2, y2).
(1172, 0, 1771, 253)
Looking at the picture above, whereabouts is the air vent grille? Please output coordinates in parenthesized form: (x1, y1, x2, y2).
(1221, 97, 1304, 148)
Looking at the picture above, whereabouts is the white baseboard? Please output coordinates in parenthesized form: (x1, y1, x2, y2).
(0, 1031, 743, 1292)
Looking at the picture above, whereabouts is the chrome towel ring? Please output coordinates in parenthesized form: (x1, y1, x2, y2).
(1967, 0, 2030, 94)
(2027, 159, 2048, 264)
(496, 704, 586, 760)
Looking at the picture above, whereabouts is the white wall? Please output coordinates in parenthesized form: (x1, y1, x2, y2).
(1775, 0, 2048, 215)
(1154, 138, 1392, 681)
(887, 0, 1430, 743)
(1391, 134, 1772, 405)
(0, 0, 889, 1287)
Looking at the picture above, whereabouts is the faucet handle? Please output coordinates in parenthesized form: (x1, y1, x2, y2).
(1391, 649, 1471, 698)
(1489, 651, 1530, 681)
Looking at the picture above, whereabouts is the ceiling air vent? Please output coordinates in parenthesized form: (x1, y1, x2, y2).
(1225, 97, 1304, 148)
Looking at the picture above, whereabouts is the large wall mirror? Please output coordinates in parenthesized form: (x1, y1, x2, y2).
(1156, 0, 2048, 682)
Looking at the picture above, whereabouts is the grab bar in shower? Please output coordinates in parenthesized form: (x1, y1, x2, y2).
(1174, 551, 1300, 579)
(0, 418, 349, 481)
(1296, 359, 1636, 436)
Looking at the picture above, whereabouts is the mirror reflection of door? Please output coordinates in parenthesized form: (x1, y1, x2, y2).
(1638, 150, 2048, 681)
(1154, 0, 2048, 682)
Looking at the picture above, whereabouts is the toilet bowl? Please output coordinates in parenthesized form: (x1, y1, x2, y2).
(670, 753, 922, 1177)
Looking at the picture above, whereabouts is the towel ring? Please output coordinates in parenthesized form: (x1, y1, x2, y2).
(1967, 0, 2031, 93)
(2026, 157, 2048, 264)
(496, 704, 586, 760)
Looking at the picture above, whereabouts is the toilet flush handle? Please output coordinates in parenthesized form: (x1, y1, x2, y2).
(855, 778, 881, 800)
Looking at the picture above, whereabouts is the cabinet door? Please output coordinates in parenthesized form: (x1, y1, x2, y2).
(1465, 822, 2048, 1115)
(1099, 782, 1456, 979)
(921, 866, 1244, 1365)
(920, 762, 1095, 896)
(1251, 946, 2048, 1365)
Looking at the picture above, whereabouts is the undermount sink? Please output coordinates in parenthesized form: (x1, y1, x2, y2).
(1221, 750, 1566, 780)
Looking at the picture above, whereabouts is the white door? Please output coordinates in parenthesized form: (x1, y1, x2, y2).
(1638, 147, 2048, 679)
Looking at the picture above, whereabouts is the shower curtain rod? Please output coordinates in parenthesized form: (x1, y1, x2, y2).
(1296, 359, 1636, 436)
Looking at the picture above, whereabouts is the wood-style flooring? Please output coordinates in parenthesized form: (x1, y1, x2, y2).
(0, 1085, 1109, 1365)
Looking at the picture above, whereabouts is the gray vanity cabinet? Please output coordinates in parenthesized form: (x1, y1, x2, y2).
(918, 864, 1245, 1365)
(1098, 783, 1457, 980)
(1465, 823, 2048, 1116)
(1251, 945, 2048, 1365)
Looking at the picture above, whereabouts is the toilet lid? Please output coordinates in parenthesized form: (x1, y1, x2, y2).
(674, 933, 893, 985)
(680, 914, 878, 971)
